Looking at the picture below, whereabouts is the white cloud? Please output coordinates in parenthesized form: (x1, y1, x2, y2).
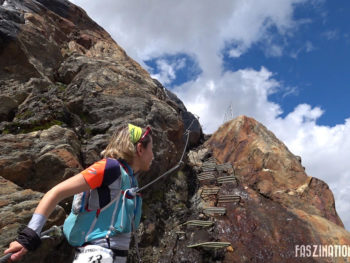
(148, 57, 187, 85)
(290, 40, 315, 58)
(265, 44, 284, 57)
(174, 67, 282, 132)
(305, 41, 314, 52)
(150, 60, 175, 85)
(322, 30, 339, 40)
(70, 0, 350, 230)
(228, 48, 243, 58)
(71, 0, 305, 75)
(282, 86, 299, 98)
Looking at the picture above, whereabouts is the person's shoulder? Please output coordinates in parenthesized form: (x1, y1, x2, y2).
(102, 158, 122, 185)
(80, 159, 107, 189)
(105, 158, 121, 168)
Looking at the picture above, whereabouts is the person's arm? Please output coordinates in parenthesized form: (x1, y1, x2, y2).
(34, 173, 90, 217)
(4, 173, 90, 262)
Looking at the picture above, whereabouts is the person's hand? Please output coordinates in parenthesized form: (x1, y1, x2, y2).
(4, 241, 28, 262)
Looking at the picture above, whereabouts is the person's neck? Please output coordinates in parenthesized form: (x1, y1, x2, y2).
(130, 156, 143, 174)
(119, 159, 137, 174)
(130, 162, 140, 174)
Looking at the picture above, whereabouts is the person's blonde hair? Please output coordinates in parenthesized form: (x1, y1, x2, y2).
(101, 124, 152, 163)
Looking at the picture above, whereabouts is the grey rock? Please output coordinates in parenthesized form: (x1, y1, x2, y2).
(165, 88, 203, 146)
(0, 96, 18, 121)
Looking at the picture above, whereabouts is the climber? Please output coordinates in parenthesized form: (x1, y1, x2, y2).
(4, 124, 154, 263)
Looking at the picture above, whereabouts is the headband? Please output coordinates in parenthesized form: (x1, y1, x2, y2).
(128, 123, 142, 144)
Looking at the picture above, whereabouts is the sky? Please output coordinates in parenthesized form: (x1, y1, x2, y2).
(70, 0, 350, 230)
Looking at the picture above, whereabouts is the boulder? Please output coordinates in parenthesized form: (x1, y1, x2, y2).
(0, 125, 82, 192)
(0, 96, 18, 121)
(202, 116, 350, 262)
(165, 87, 203, 146)
(206, 116, 343, 226)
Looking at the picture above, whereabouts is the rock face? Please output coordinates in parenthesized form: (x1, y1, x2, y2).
(202, 116, 350, 262)
(0, 0, 201, 172)
(138, 116, 350, 263)
(0, 0, 201, 261)
(0, 0, 349, 262)
(207, 116, 344, 226)
(0, 0, 202, 189)
(131, 116, 350, 263)
(0, 125, 82, 192)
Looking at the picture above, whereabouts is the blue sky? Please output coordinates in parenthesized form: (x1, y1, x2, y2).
(145, 1, 349, 127)
(71, 0, 350, 230)
(224, 1, 350, 126)
(145, 54, 202, 87)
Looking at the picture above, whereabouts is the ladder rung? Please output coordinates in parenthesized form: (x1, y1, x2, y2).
(218, 198, 240, 201)
(218, 196, 241, 199)
(217, 175, 236, 180)
(217, 179, 236, 182)
(202, 192, 219, 195)
(203, 207, 226, 215)
(217, 180, 237, 184)
(202, 165, 216, 168)
(187, 242, 231, 248)
(202, 163, 216, 167)
(216, 163, 233, 171)
(183, 220, 214, 227)
(218, 200, 240, 203)
(199, 171, 216, 175)
(202, 187, 220, 194)
(202, 161, 216, 165)
(202, 188, 220, 192)
(218, 195, 240, 199)
(198, 177, 215, 180)
(202, 168, 216, 172)
(198, 174, 215, 180)
(202, 193, 219, 196)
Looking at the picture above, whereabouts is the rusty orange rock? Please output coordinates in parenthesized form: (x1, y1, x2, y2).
(202, 115, 350, 262)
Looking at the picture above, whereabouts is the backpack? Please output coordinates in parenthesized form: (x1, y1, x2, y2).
(63, 158, 142, 247)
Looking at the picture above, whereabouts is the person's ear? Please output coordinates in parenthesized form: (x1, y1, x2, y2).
(136, 142, 143, 156)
